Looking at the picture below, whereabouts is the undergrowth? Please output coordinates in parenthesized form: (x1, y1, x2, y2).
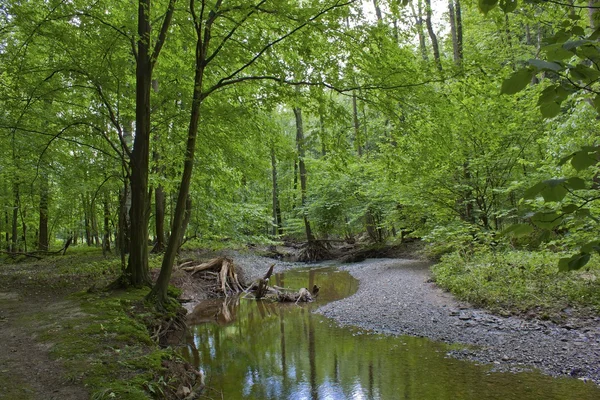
(432, 250, 600, 317)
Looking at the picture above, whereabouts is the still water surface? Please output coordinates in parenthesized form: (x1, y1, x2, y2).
(182, 267, 600, 399)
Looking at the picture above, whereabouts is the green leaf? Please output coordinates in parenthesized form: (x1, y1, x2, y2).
(561, 203, 579, 213)
(569, 253, 591, 270)
(571, 26, 585, 36)
(539, 179, 567, 202)
(593, 94, 600, 113)
(581, 241, 600, 253)
(589, 26, 600, 40)
(523, 181, 546, 199)
(501, 68, 533, 95)
(540, 101, 561, 118)
(570, 64, 600, 82)
(571, 150, 597, 171)
(542, 44, 575, 61)
(479, 0, 499, 14)
(501, 223, 533, 237)
(575, 208, 591, 218)
(558, 253, 590, 271)
(563, 40, 592, 50)
(531, 211, 563, 229)
(499, 0, 517, 13)
(558, 257, 571, 272)
(528, 59, 562, 72)
(565, 177, 586, 190)
(537, 85, 558, 105)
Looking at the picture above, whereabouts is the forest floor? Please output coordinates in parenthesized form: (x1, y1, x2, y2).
(0, 263, 90, 399)
(2, 243, 599, 399)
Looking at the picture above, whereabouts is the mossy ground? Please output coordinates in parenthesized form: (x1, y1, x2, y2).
(0, 247, 192, 400)
(432, 250, 600, 319)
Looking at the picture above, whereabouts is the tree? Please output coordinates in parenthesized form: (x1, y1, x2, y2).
(148, 0, 355, 306)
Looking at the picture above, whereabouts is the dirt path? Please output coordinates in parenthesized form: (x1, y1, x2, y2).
(0, 289, 88, 399)
(316, 258, 600, 384)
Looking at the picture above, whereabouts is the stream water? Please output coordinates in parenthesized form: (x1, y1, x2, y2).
(181, 267, 600, 399)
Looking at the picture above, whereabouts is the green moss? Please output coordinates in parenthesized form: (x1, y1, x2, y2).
(22, 286, 183, 399)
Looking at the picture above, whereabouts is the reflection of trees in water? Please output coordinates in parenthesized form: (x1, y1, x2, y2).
(179, 268, 598, 400)
(187, 296, 240, 326)
(308, 312, 318, 400)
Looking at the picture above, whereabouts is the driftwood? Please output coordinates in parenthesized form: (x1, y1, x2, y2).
(244, 265, 319, 303)
(180, 257, 244, 296)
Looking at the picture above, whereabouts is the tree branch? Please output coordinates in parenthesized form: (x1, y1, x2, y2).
(203, 0, 268, 67)
(208, 0, 357, 93)
(151, 0, 178, 70)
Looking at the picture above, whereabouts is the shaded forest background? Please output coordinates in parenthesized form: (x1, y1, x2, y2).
(2, 0, 600, 290)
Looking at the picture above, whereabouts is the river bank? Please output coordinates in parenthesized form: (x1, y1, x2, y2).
(314, 258, 600, 385)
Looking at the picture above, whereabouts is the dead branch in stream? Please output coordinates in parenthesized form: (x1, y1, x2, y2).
(244, 265, 320, 303)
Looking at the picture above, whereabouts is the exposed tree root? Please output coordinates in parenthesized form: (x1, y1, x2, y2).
(297, 240, 331, 262)
(179, 257, 244, 296)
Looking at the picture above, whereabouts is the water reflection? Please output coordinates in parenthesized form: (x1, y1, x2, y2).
(182, 267, 600, 400)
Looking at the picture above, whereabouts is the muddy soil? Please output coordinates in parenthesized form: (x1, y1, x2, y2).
(315, 258, 600, 385)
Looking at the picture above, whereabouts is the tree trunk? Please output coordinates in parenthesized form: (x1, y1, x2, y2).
(411, 0, 429, 62)
(117, 184, 131, 269)
(126, 0, 154, 287)
(153, 184, 166, 252)
(91, 203, 100, 246)
(448, 0, 460, 66)
(425, 0, 442, 71)
(5, 211, 9, 251)
(11, 186, 18, 252)
(455, 0, 463, 63)
(149, 22, 208, 305)
(271, 146, 281, 236)
(590, 0, 599, 29)
(38, 173, 49, 251)
(352, 93, 362, 157)
(103, 193, 111, 254)
(83, 195, 92, 246)
(294, 107, 314, 242)
(177, 195, 192, 250)
(373, 0, 383, 22)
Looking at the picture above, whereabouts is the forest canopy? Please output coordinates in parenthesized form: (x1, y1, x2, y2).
(2, 0, 600, 302)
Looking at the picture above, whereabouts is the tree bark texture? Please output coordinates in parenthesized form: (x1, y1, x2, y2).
(271, 146, 281, 236)
(294, 107, 314, 242)
(38, 173, 49, 251)
(425, 0, 442, 71)
(126, 0, 154, 286)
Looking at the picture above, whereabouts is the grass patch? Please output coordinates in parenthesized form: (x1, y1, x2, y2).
(431, 250, 600, 316)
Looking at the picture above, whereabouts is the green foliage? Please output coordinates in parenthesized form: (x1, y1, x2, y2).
(432, 250, 600, 314)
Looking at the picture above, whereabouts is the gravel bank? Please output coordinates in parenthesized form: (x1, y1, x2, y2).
(315, 258, 600, 385)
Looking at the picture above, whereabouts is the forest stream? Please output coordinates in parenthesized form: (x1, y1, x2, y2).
(180, 264, 600, 400)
